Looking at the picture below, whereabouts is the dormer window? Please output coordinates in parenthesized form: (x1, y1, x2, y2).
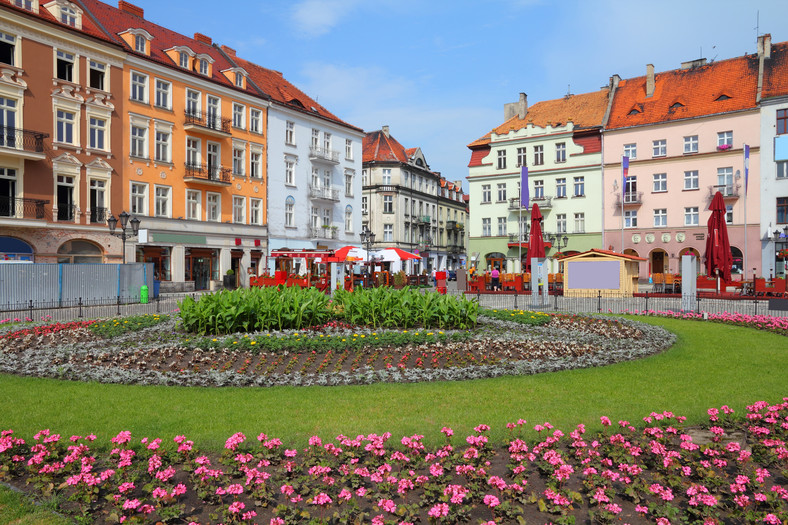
(628, 108, 640, 115)
(120, 29, 153, 56)
(61, 5, 76, 25)
(179, 51, 188, 68)
(44, 1, 81, 29)
(235, 72, 242, 87)
(14, 0, 35, 11)
(670, 102, 684, 110)
(135, 35, 145, 53)
(199, 59, 208, 75)
(716, 94, 731, 101)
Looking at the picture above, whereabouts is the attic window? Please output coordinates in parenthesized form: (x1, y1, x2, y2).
(289, 99, 305, 108)
(628, 108, 640, 115)
(670, 102, 684, 110)
(179, 51, 188, 68)
(716, 94, 731, 101)
(234, 72, 243, 87)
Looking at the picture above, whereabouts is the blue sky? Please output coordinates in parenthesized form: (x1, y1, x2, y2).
(132, 0, 788, 190)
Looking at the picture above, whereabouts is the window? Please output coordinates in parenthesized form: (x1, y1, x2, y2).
(88, 60, 105, 90)
(285, 121, 295, 145)
(56, 50, 74, 81)
(623, 143, 637, 159)
(778, 161, 788, 179)
(383, 195, 393, 213)
(155, 80, 171, 109)
(206, 96, 220, 128)
(684, 135, 698, 154)
(130, 125, 147, 158)
(345, 172, 353, 196)
(186, 138, 200, 166)
(61, 6, 77, 26)
(134, 34, 145, 53)
(482, 218, 491, 237)
(684, 206, 699, 226)
(186, 89, 200, 116)
(233, 196, 245, 223)
(345, 206, 353, 232)
(199, 59, 208, 75)
(0, 32, 15, 66)
(653, 173, 667, 192)
(361, 196, 367, 215)
(232, 103, 244, 129)
(155, 130, 170, 162)
(556, 142, 566, 163)
(206, 193, 220, 221)
(726, 204, 733, 225)
(206, 142, 219, 177)
(186, 190, 200, 220)
(285, 159, 295, 185)
(88, 117, 105, 150)
(130, 183, 147, 215)
(574, 213, 585, 233)
(684, 170, 699, 190)
(556, 214, 567, 233)
(311, 128, 319, 149)
(556, 178, 566, 198)
(323, 132, 331, 152)
(345, 139, 353, 160)
(481, 184, 491, 203)
(654, 208, 667, 227)
(154, 186, 170, 217)
(250, 151, 262, 179)
(130, 72, 147, 102)
(624, 210, 637, 228)
(534, 179, 544, 199)
(250, 108, 261, 133)
(717, 131, 733, 147)
(517, 147, 527, 167)
(497, 150, 506, 169)
(496, 183, 506, 202)
(250, 198, 262, 225)
(624, 176, 637, 202)
(380, 224, 392, 242)
(322, 208, 331, 228)
(13, 0, 32, 10)
(56, 109, 74, 144)
(497, 217, 507, 236)
(573, 176, 585, 197)
(234, 72, 243, 87)
(778, 109, 788, 135)
(233, 146, 245, 175)
(382, 169, 391, 185)
(717, 167, 734, 196)
(777, 197, 788, 223)
(534, 145, 544, 165)
(652, 139, 666, 157)
(179, 51, 188, 68)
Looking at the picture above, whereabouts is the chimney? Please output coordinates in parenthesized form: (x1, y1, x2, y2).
(194, 32, 212, 45)
(758, 33, 772, 59)
(608, 74, 621, 90)
(646, 64, 655, 97)
(504, 92, 528, 120)
(118, 0, 144, 18)
(680, 58, 707, 69)
(220, 45, 236, 57)
(382, 125, 389, 137)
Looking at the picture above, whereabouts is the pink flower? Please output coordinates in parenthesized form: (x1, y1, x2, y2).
(600, 416, 612, 426)
(635, 504, 648, 514)
(428, 503, 449, 518)
(483, 494, 500, 507)
(312, 492, 332, 506)
(764, 515, 780, 525)
(378, 498, 397, 513)
(228, 501, 245, 513)
(605, 503, 622, 515)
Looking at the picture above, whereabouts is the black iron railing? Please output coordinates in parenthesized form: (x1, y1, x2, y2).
(184, 162, 231, 183)
(0, 196, 50, 219)
(0, 126, 48, 153)
(90, 206, 108, 223)
(56, 203, 77, 221)
(184, 111, 232, 134)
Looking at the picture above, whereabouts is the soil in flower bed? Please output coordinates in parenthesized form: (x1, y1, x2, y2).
(0, 314, 675, 387)
(1, 400, 786, 524)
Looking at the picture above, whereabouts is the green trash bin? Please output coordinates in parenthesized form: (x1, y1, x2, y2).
(140, 285, 149, 304)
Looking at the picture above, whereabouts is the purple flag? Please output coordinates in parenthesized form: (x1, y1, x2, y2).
(622, 156, 629, 189)
(743, 144, 750, 194)
(520, 166, 529, 208)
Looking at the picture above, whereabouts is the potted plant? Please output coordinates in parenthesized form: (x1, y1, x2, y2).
(778, 248, 788, 260)
(223, 269, 236, 290)
(392, 270, 407, 289)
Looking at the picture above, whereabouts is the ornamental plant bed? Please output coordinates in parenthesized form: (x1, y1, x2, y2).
(0, 400, 786, 524)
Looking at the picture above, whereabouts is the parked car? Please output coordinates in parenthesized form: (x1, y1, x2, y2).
(447, 269, 457, 281)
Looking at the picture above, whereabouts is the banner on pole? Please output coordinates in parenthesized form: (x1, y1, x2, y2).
(520, 166, 529, 209)
(622, 156, 629, 188)
(743, 144, 750, 194)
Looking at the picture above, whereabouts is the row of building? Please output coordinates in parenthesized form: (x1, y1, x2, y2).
(0, 0, 467, 291)
(467, 34, 788, 280)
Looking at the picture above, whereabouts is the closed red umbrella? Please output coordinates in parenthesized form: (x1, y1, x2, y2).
(527, 203, 545, 271)
(704, 191, 732, 289)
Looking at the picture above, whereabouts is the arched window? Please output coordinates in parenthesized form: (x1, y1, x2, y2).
(57, 240, 102, 264)
(730, 246, 743, 274)
(344, 205, 353, 233)
(285, 196, 295, 227)
(0, 236, 33, 261)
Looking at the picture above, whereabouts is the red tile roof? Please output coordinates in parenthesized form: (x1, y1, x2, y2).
(561, 248, 647, 262)
(3, 0, 117, 44)
(761, 41, 788, 99)
(363, 130, 410, 163)
(468, 89, 609, 148)
(606, 55, 759, 129)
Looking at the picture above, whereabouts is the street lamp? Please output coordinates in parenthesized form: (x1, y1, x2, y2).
(107, 210, 141, 264)
(360, 225, 376, 280)
(548, 233, 569, 254)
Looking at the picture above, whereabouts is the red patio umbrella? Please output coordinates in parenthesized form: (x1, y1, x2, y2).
(527, 203, 545, 271)
(375, 247, 421, 262)
(704, 191, 732, 290)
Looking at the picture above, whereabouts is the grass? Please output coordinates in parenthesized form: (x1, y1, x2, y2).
(0, 316, 784, 449)
(0, 485, 69, 525)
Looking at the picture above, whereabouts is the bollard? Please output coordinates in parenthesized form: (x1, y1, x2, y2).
(78, 297, 83, 318)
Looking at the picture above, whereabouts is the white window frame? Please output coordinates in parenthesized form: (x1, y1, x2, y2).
(652, 139, 667, 157)
(285, 157, 295, 186)
(717, 131, 733, 147)
(250, 108, 262, 134)
(481, 184, 491, 203)
(573, 176, 585, 197)
(653, 208, 667, 227)
(556, 178, 566, 198)
(285, 196, 295, 227)
(345, 139, 353, 160)
(653, 173, 667, 193)
(206, 192, 220, 222)
(624, 210, 637, 228)
(623, 143, 637, 159)
(684, 206, 699, 226)
(383, 194, 393, 213)
(574, 212, 585, 233)
(684, 170, 699, 190)
(497, 150, 506, 169)
(186, 189, 201, 220)
(88, 59, 107, 91)
(130, 182, 148, 215)
(88, 116, 106, 151)
(683, 135, 698, 154)
(482, 218, 491, 237)
(186, 137, 200, 167)
(250, 198, 262, 225)
(556, 142, 566, 163)
(55, 50, 75, 82)
(250, 146, 263, 179)
(154, 185, 171, 218)
(134, 34, 146, 53)
(534, 145, 544, 166)
(496, 183, 506, 202)
(232, 103, 245, 129)
(383, 224, 393, 242)
(516, 147, 527, 167)
(154, 79, 171, 109)
(186, 89, 200, 116)
(285, 121, 295, 145)
(130, 121, 148, 159)
(556, 213, 567, 233)
(345, 205, 353, 232)
(55, 108, 76, 145)
(130, 71, 148, 103)
(497, 217, 507, 236)
(232, 196, 245, 224)
(233, 145, 245, 176)
(154, 128, 171, 163)
(533, 179, 544, 199)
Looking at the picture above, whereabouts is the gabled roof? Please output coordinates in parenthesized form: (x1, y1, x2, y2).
(762, 41, 788, 100)
(363, 130, 410, 164)
(606, 55, 759, 130)
(468, 89, 609, 148)
(561, 248, 647, 262)
(3, 0, 117, 44)
(78, 0, 255, 94)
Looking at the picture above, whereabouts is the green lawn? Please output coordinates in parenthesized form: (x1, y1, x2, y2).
(0, 316, 785, 451)
(0, 485, 69, 525)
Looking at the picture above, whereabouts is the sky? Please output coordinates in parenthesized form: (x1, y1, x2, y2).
(130, 0, 788, 191)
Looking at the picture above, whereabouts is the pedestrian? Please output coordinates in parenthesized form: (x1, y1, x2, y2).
(491, 266, 500, 291)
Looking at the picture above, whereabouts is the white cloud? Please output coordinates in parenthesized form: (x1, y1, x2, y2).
(290, 0, 363, 37)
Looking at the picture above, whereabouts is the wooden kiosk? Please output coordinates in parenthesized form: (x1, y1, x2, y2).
(560, 249, 645, 297)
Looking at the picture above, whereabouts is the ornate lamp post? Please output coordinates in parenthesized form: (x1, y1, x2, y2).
(360, 225, 376, 283)
(107, 211, 141, 264)
(548, 233, 569, 254)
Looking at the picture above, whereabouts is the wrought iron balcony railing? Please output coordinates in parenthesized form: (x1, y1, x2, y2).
(0, 126, 48, 153)
(56, 203, 77, 221)
(90, 207, 108, 224)
(0, 196, 50, 220)
(184, 111, 232, 134)
(184, 162, 232, 184)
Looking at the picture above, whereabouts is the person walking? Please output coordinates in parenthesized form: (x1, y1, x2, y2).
(491, 266, 500, 291)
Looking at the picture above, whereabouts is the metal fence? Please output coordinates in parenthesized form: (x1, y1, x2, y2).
(0, 263, 153, 310)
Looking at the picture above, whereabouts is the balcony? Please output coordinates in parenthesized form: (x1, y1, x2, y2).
(418, 215, 430, 224)
(89, 207, 108, 224)
(308, 185, 340, 202)
(446, 220, 457, 230)
(0, 196, 50, 220)
(447, 243, 464, 254)
(183, 111, 232, 137)
(708, 184, 740, 200)
(508, 233, 528, 246)
(309, 225, 339, 239)
(0, 126, 49, 160)
(308, 146, 340, 164)
(509, 196, 552, 210)
(617, 191, 644, 206)
(183, 163, 231, 186)
(56, 203, 77, 221)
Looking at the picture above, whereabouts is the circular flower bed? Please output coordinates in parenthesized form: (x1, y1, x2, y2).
(0, 312, 675, 388)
